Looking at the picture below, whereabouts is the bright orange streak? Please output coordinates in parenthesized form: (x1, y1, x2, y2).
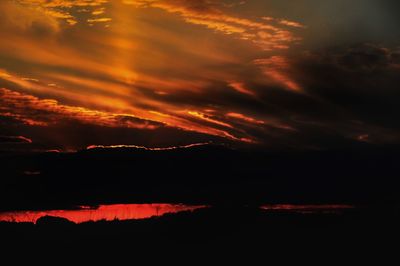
(187, 111, 233, 128)
(148, 111, 254, 143)
(0, 204, 207, 224)
(226, 112, 265, 125)
(229, 82, 256, 97)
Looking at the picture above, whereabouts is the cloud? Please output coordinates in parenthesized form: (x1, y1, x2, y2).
(226, 112, 265, 126)
(278, 19, 306, 29)
(0, 1, 60, 33)
(15, 0, 110, 26)
(187, 111, 233, 129)
(0, 1, 305, 148)
(253, 56, 302, 92)
(272, 43, 400, 146)
(0, 135, 32, 144)
(3, 41, 400, 150)
(19, 0, 109, 8)
(331, 43, 397, 72)
(92, 7, 106, 15)
(0, 88, 163, 129)
(228, 82, 256, 97)
(0, 85, 259, 144)
(1, 2, 399, 151)
(124, 0, 303, 50)
(87, 17, 112, 23)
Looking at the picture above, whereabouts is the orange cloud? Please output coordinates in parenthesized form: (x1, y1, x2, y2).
(92, 7, 106, 15)
(124, 0, 302, 50)
(278, 19, 306, 29)
(0, 88, 162, 129)
(228, 82, 256, 97)
(19, 0, 108, 8)
(0, 1, 307, 148)
(226, 112, 265, 125)
(0, 87, 257, 143)
(0, 70, 141, 115)
(254, 56, 302, 92)
(262, 16, 306, 29)
(87, 17, 112, 23)
(1, 67, 258, 143)
(187, 111, 233, 129)
(16, 0, 109, 26)
(147, 111, 255, 143)
(0, 1, 60, 33)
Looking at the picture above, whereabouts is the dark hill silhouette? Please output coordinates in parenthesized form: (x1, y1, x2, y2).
(36, 216, 76, 227)
(0, 144, 399, 211)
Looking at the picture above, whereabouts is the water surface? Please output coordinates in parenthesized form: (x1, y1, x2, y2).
(0, 204, 206, 223)
(261, 204, 354, 214)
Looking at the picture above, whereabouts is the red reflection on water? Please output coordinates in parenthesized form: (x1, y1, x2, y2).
(0, 204, 206, 224)
(261, 204, 354, 213)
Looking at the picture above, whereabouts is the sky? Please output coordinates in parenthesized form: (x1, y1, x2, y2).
(1, 0, 400, 152)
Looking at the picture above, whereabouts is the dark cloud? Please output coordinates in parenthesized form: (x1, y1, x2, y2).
(337, 44, 392, 71)
(391, 50, 400, 64)
(289, 44, 400, 132)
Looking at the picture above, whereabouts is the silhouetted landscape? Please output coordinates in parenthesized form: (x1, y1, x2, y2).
(1, 145, 399, 258)
(1, 145, 399, 210)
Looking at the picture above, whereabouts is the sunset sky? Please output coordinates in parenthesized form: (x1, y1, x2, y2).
(1, 0, 400, 151)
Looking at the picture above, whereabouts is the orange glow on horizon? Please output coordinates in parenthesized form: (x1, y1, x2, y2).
(86, 142, 212, 151)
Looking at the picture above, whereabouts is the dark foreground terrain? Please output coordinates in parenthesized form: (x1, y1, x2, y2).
(1, 206, 399, 261)
(1, 145, 399, 261)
